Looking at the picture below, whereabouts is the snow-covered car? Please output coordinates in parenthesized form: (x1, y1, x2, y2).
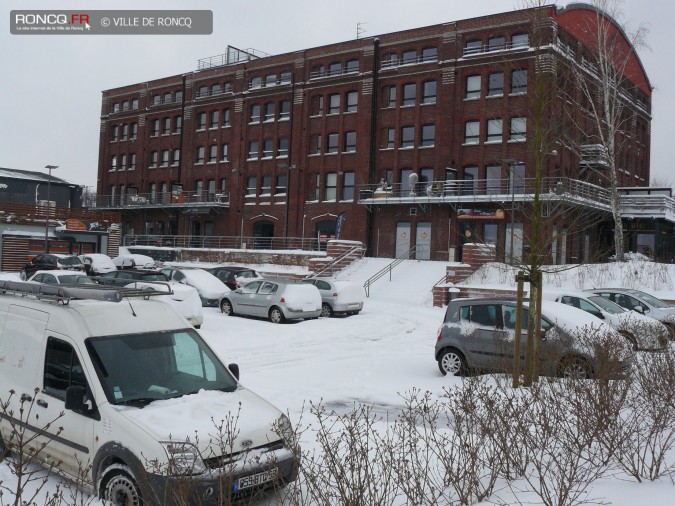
(219, 279, 322, 323)
(79, 253, 117, 276)
(587, 288, 675, 338)
(207, 265, 262, 290)
(123, 281, 204, 328)
(162, 267, 229, 307)
(28, 269, 98, 286)
(113, 253, 157, 270)
(20, 253, 85, 280)
(545, 290, 669, 350)
(435, 298, 633, 379)
(298, 278, 364, 317)
(96, 269, 168, 286)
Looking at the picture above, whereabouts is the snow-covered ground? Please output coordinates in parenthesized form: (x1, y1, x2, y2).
(1, 257, 673, 504)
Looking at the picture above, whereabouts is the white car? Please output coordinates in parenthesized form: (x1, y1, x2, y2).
(124, 281, 204, 328)
(298, 278, 364, 317)
(545, 290, 669, 350)
(79, 253, 117, 276)
(162, 267, 230, 307)
(28, 270, 98, 286)
(113, 253, 157, 270)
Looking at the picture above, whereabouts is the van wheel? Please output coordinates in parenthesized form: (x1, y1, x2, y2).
(438, 348, 467, 376)
(220, 299, 234, 316)
(321, 303, 333, 318)
(269, 306, 285, 324)
(101, 467, 142, 506)
(560, 357, 591, 379)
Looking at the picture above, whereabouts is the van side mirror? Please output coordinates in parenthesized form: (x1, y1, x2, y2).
(228, 363, 240, 381)
(65, 385, 87, 411)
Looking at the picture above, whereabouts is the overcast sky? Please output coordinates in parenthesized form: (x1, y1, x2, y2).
(2, 0, 673, 189)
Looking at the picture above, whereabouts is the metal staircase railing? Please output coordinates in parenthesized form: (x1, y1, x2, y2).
(363, 246, 418, 297)
(306, 243, 366, 279)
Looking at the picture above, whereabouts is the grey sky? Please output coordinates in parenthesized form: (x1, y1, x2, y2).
(2, 0, 672, 188)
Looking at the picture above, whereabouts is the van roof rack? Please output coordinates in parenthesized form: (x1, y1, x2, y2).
(0, 280, 172, 305)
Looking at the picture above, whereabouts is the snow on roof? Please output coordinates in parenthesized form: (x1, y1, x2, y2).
(0, 166, 76, 185)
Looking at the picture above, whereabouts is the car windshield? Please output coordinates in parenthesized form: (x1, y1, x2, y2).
(141, 273, 168, 281)
(627, 290, 671, 309)
(59, 275, 96, 285)
(588, 295, 625, 315)
(86, 329, 237, 407)
(59, 257, 83, 266)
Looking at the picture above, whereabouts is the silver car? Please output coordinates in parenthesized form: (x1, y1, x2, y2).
(219, 279, 321, 323)
(299, 278, 364, 317)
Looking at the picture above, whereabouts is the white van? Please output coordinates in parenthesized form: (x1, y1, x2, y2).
(0, 281, 299, 504)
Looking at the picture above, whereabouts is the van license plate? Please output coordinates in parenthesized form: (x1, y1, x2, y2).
(234, 467, 278, 491)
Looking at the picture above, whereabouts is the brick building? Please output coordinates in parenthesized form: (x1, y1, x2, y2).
(96, 3, 661, 262)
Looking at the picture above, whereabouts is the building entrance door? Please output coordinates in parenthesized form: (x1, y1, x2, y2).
(395, 222, 411, 258)
(416, 221, 431, 260)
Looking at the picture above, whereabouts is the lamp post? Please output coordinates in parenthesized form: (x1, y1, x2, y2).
(44, 165, 58, 253)
(502, 160, 522, 265)
(278, 164, 296, 244)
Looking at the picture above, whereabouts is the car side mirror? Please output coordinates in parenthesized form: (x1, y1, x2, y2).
(593, 312, 605, 320)
(235, 288, 243, 293)
(633, 306, 645, 315)
(228, 363, 240, 381)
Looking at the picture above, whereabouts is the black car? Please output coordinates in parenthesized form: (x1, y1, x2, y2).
(207, 266, 260, 290)
(20, 254, 85, 280)
(95, 269, 169, 286)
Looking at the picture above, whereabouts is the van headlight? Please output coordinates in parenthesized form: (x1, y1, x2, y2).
(161, 442, 206, 476)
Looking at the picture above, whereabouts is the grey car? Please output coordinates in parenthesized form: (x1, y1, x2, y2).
(435, 297, 633, 379)
(219, 279, 322, 323)
(299, 278, 364, 317)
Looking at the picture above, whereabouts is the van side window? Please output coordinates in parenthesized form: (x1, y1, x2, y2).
(44, 337, 87, 400)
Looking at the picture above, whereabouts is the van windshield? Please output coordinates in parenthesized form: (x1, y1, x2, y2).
(86, 329, 237, 407)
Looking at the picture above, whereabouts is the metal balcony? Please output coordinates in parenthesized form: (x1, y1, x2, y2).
(93, 191, 230, 211)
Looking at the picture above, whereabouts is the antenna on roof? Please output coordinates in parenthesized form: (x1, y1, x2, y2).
(357, 22, 367, 39)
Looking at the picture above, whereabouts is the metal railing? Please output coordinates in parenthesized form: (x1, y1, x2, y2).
(307, 243, 366, 279)
(123, 235, 323, 251)
(363, 246, 418, 297)
(94, 191, 230, 210)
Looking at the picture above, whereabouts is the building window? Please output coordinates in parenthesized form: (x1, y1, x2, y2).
(328, 94, 340, 114)
(250, 104, 261, 123)
(311, 135, 322, 155)
(264, 102, 275, 122)
(466, 75, 481, 99)
(385, 127, 395, 149)
(487, 119, 503, 142)
(346, 59, 359, 73)
(152, 95, 161, 105)
(325, 172, 337, 201)
(172, 149, 180, 166)
(327, 133, 339, 154)
(197, 86, 208, 98)
(510, 117, 527, 141)
(164, 92, 172, 103)
(263, 139, 273, 158)
(220, 178, 228, 193)
(248, 140, 259, 160)
(210, 110, 219, 129)
(265, 74, 277, 87)
(129, 153, 136, 170)
(463, 166, 478, 194)
(511, 33, 529, 49)
(208, 145, 218, 163)
(277, 137, 289, 158)
(132, 99, 139, 109)
(311, 95, 324, 116)
(422, 47, 438, 61)
(111, 126, 118, 141)
(175, 91, 183, 103)
(486, 164, 502, 194)
(222, 108, 231, 127)
(280, 71, 292, 84)
(211, 84, 221, 96)
(246, 176, 257, 196)
(310, 64, 325, 79)
(119, 155, 127, 171)
(342, 171, 355, 200)
(196, 146, 205, 164)
(401, 126, 414, 148)
(279, 100, 291, 120)
(402, 83, 416, 106)
(400, 168, 413, 194)
(488, 72, 504, 96)
(261, 175, 272, 195)
(221, 144, 229, 162)
(250, 76, 262, 89)
(162, 118, 170, 135)
(329, 62, 342, 76)
(511, 69, 528, 94)
(121, 124, 128, 140)
(344, 131, 356, 153)
(151, 120, 159, 137)
(345, 91, 358, 112)
(488, 36, 506, 51)
(402, 49, 417, 64)
(275, 173, 287, 195)
(160, 150, 169, 167)
(174, 116, 182, 133)
(464, 39, 482, 55)
(196, 112, 206, 130)
(464, 120, 480, 144)
(422, 80, 436, 104)
(130, 123, 138, 140)
(421, 124, 435, 147)
(386, 85, 396, 108)
(110, 155, 117, 171)
(149, 151, 158, 167)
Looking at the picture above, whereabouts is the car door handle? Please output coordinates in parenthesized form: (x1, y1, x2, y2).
(37, 399, 49, 408)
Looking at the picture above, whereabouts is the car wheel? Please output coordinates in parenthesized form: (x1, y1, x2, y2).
(20, 270, 27, 281)
(321, 303, 333, 318)
(437, 348, 467, 376)
(560, 356, 591, 379)
(220, 299, 234, 316)
(269, 306, 285, 324)
(100, 467, 142, 506)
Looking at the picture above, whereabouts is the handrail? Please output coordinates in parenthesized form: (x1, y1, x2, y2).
(430, 274, 448, 292)
(306, 244, 366, 279)
(363, 246, 418, 297)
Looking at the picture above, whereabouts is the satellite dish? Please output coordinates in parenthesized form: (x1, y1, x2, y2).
(408, 172, 419, 196)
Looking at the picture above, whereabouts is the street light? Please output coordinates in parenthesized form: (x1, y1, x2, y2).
(44, 165, 58, 253)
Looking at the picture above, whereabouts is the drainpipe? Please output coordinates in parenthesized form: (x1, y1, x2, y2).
(365, 37, 380, 256)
